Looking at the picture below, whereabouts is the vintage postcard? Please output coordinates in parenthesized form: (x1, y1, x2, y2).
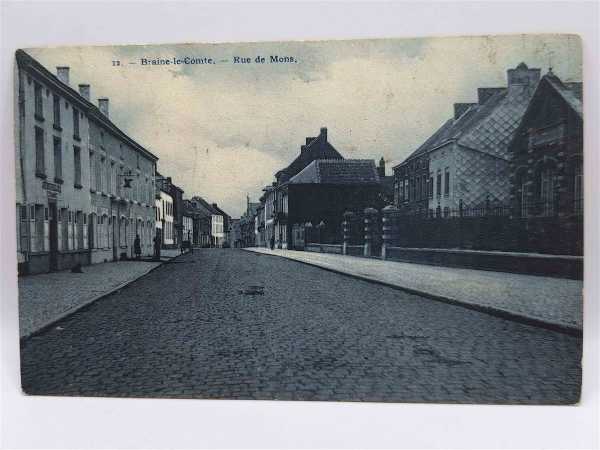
(15, 34, 583, 403)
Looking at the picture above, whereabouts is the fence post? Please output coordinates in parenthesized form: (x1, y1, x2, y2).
(342, 211, 355, 255)
(363, 207, 378, 257)
(381, 205, 400, 260)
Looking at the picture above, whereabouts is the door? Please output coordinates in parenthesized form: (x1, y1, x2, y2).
(48, 202, 58, 270)
(112, 216, 118, 261)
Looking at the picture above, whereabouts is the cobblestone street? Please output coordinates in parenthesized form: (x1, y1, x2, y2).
(20, 249, 582, 403)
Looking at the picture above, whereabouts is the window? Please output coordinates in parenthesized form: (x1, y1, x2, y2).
(53, 137, 62, 181)
(53, 94, 61, 127)
(403, 179, 408, 202)
(436, 170, 442, 197)
(444, 168, 450, 197)
(74, 146, 82, 187)
(109, 162, 115, 195)
(89, 152, 95, 191)
(34, 83, 43, 119)
(35, 126, 45, 176)
(540, 167, 556, 216)
(35, 204, 44, 252)
(416, 176, 421, 200)
(428, 175, 434, 199)
(520, 180, 529, 218)
(73, 108, 80, 139)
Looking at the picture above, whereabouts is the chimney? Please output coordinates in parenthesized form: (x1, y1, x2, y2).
(306, 137, 313, 145)
(507, 62, 541, 88)
(377, 157, 386, 178)
(453, 103, 475, 120)
(56, 66, 70, 85)
(477, 87, 504, 105)
(98, 98, 109, 117)
(300, 145, 307, 153)
(320, 127, 328, 141)
(78, 84, 90, 101)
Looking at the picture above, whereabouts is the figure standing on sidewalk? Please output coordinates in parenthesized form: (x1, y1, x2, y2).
(153, 232, 161, 261)
(134, 234, 142, 260)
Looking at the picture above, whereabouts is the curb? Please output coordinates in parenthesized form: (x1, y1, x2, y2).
(20, 253, 185, 341)
(244, 249, 582, 338)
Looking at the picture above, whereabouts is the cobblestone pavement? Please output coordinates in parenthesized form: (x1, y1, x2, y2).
(19, 260, 161, 337)
(20, 249, 582, 403)
(247, 248, 583, 331)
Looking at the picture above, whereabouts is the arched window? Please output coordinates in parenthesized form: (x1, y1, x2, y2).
(540, 166, 557, 216)
(515, 167, 529, 218)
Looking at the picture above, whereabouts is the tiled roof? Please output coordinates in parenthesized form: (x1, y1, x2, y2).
(289, 159, 380, 185)
(278, 134, 344, 179)
(396, 69, 542, 166)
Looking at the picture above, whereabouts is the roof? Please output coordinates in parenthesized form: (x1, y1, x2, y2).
(277, 132, 344, 180)
(395, 64, 543, 168)
(185, 196, 219, 217)
(509, 71, 583, 151)
(16, 49, 159, 162)
(288, 159, 381, 185)
(545, 74, 583, 118)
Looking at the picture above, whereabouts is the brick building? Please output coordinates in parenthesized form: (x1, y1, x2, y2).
(509, 69, 583, 254)
(283, 159, 384, 249)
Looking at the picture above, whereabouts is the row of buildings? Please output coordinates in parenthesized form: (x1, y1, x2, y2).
(240, 62, 583, 254)
(14, 50, 230, 275)
(236, 127, 393, 250)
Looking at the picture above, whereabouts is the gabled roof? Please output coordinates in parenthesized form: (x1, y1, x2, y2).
(289, 159, 380, 185)
(186, 196, 219, 217)
(277, 132, 344, 180)
(211, 204, 230, 219)
(395, 64, 544, 168)
(545, 74, 583, 118)
(509, 71, 583, 150)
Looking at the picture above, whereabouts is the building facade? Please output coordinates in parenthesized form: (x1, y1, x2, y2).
(182, 213, 193, 243)
(283, 159, 384, 249)
(155, 189, 174, 247)
(15, 50, 159, 274)
(88, 100, 158, 264)
(508, 69, 583, 254)
(393, 63, 541, 216)
(15, 52, 93, 274)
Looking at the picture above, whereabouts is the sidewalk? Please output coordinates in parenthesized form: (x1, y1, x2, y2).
(245, 248, 583, 333)
(19, 251, 181, 338)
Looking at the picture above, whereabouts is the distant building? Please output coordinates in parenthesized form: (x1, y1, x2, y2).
(230, 219, 242, 248)
(183, 196, 230, 247)
(155, 188, 174, 248)
(393, 63, 541, 216)
(156, 173, 183, 248)
(255, 202, 265, 247)
(156, 174, 184, 247)
(239, 196, 259, 247)
(182, 212, 193, 243)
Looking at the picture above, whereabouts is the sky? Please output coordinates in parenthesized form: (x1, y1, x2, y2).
(27, 34, 582, 217)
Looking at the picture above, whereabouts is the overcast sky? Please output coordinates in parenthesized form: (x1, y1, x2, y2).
(28, 34, 581, 217)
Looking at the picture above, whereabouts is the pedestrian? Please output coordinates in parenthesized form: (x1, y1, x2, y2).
(134, 234, 142, 260)
(153, 233, 161, 261)
(270, 235, 275, 250)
